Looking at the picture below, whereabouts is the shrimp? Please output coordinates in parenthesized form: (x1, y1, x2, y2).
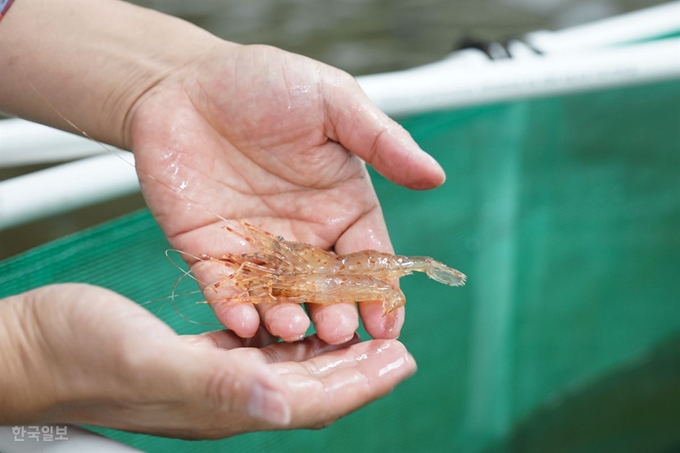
(206, 221, 466, 315)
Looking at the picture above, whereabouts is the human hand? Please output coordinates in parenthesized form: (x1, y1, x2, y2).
(128, 43, 445, 344)
(0, 284, 416, 438)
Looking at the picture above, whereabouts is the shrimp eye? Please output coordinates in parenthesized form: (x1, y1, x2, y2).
(278, 235, 285, 241)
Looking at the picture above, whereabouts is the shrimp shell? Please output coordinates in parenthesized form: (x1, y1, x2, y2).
(206, 221, 465, 315)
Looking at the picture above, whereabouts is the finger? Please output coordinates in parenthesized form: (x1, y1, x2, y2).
(305, 302, 359, 345)
(255, 302, 311, 343)
(334, 203, 392, 255)
(323, 73, 445, 190)
(204, 353, 291, 426)
(182, 325, 279, 350)
(185, 249, 263, 339)
(259, 333, 361, 365)
(182, 329, 245, 349)
(211, 302, 262, 339)
(274, 339, 417, 429)
(178, 347, 291, 426)
(358, 301, 405, 340)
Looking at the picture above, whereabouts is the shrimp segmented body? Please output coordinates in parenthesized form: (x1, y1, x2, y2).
(207, 221, 466, 315)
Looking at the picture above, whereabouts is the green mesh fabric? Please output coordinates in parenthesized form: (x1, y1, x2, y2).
(1, 79, 679, 452)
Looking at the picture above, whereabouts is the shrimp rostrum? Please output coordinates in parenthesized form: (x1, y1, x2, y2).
(205, 221, 466, 315)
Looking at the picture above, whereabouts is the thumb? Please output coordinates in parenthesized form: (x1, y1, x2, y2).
(323, 73, 446, 190)
(174, 347, 291, 426)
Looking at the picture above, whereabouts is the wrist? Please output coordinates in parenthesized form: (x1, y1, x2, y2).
(0, 0, 223, 149)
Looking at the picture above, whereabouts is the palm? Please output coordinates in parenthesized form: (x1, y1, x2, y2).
(129, 45, 444, 342)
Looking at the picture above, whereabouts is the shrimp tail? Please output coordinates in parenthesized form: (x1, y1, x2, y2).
(425, 259, 467, 286)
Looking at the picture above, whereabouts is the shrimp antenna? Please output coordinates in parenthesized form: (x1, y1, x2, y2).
(163, 249, 223, 326)
(30, 83, 98, 143)
(168, 267, 221, 327)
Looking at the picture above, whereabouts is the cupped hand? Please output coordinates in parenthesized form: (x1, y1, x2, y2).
(128, 43, 445, 344)
(7, 284, 416, 438)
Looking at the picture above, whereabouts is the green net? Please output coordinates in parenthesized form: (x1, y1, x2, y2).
(1, 79, 679, 452)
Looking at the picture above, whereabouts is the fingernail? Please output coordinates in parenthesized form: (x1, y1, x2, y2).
(248, 382, 291, 425)
(289, 333, 305, 342)
(335, 333, 356, 344)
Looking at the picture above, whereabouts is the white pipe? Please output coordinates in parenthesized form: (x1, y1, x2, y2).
(0, 152, 139, 231)
(0, 425, 141, 452)
(358, 37, 680, 117)
(526, 1, 680, 54)
(0, 118, 123, 167)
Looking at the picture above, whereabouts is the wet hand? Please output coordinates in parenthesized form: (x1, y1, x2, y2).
(0, 284, 416, 438)
(128, 43, 445, 343)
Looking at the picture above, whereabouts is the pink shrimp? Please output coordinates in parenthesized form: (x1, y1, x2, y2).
(207, 221, 466, 314)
